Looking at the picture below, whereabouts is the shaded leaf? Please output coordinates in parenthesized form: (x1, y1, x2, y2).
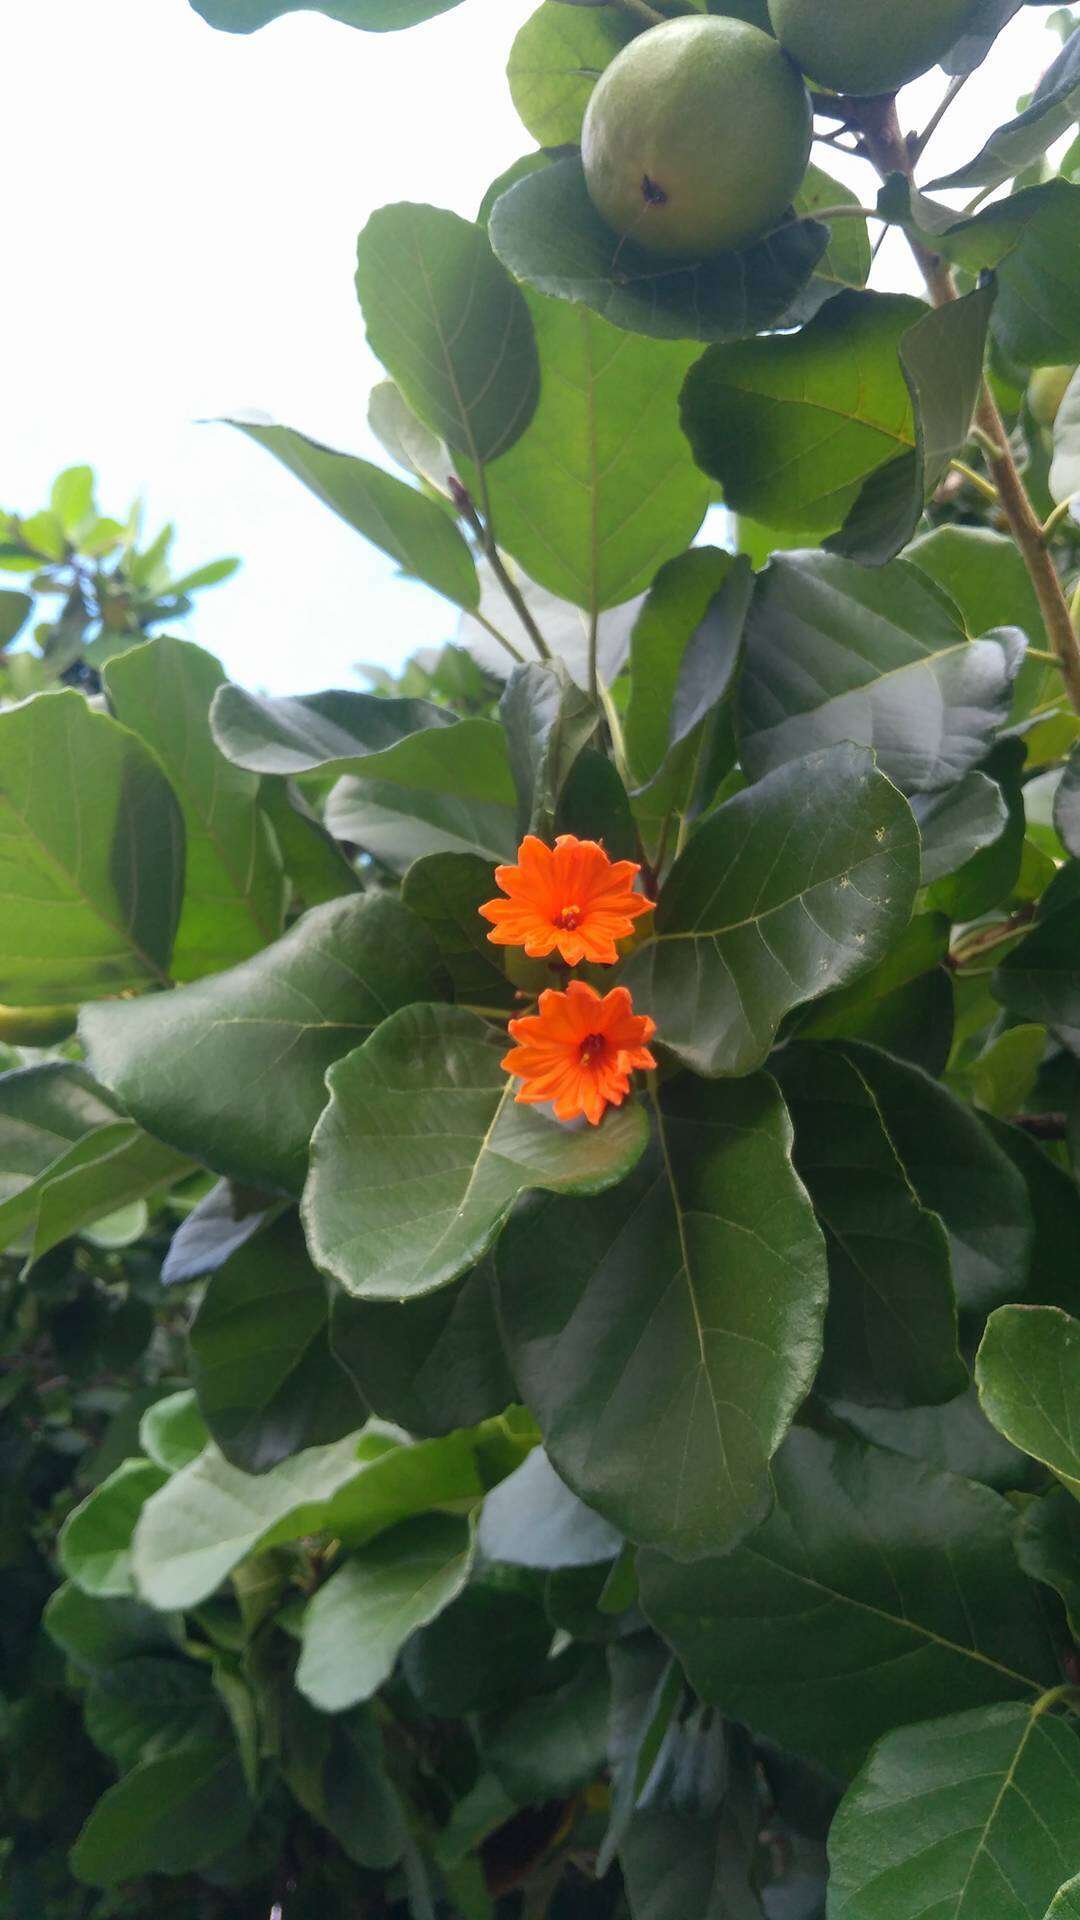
(191, 0, 463, 24)
(81, 893, 446, 1196)
(623, 743, 920, 1078)
(914, 772, 1010, 886)
(638, 1425, 1061, 1778)
(1017, 1486, 1080, 1639)
(478, 1447, 622, 1570)
(331, 1262, 515, 1438)
(71, 1745, 250, 1887)
(140, 1390, 209, 1475)
(0, 690, 184, 1005)
(189, 1212, 368, 1473)
(489, 155, 828, 346)
(59, 1460, 168, 1599)
(507, 0, 635, 146)
(302, 1002, 648, 1301)
(496, 1074, 828, 1561)
(84, 1658, 223, 1775)
(793, 914, 954, 1078)
(906, 524, 1053, 727)
(297, 1512, 474, 1711)
(325, 769, 518, 870)
(281, 1695, 406, 1869)
(160, 1179, 283, 1287)
(209, 682, 457, 779)
(500, 661, 597, 837)
(104, 637, 286, 979)
(930, 181, 1080, 370)
(773, 1044, 964, 1409)
(1054, 743, 1080, 859)
(401, 853, 519, 1010)
(931, 27, 1080, 191)
(995, 895, 1080, 1050)
(976, 1304, 1080, 1498)
(483, 1651, 610, 1801)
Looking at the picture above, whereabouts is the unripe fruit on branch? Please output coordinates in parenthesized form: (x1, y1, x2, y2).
(1029, 364, 1077, 429)
(768, 0, 980, 97)
(581, 17, 812, 260)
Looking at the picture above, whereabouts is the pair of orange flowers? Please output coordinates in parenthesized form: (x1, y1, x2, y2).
(480, 834, 657, 1126)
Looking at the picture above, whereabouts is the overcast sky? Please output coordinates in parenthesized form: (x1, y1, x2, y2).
(1, 1, 1067, 692)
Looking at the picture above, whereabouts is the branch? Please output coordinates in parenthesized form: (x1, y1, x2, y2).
(449, 476, 552, 663)
(849, 94, 1080, 717)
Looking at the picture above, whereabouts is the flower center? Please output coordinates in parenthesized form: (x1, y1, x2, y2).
(579, 1032, 607, 1065)
(554, 903, 583, 931)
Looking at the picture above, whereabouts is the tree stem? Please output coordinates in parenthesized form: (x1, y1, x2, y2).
(851, 94, 1080, 717)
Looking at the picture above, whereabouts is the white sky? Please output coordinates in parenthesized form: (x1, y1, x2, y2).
(0, 1, 1067, 692)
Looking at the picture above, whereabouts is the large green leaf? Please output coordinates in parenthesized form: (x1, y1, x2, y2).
(507, 0, 635, 146)
(132, 1426, 486, 1610)
(976, 1305, 1080, 1498)
(1049, 1879, 1080, 1918)
(499, 661, 597, 838)
(985, 1117, 1080, 1316)
(355, 204, 539, 467)
(475, 293, 708, 612)
(71, 1744, 251, 1887)
(258, 776, 362, 909)
(281, 1696, 406, 1869)
(489, 156, 828, 346)
(906, 525, 1055, 726)
(104, 638, 286, 980)
(1018, 1486, 1080, 1641)
(209, 683, 456, 780)
(477, 1447, 622, 1570)
(833, 1386, 1037, 1496)
(828, 1699, 1080, 1920)
(43, 1583, 179, 1674)
(228, 417, 478, 605)
(80, 893, 446, 1195)
(995, 896, 1080, 1050)
(793, 914, 954, 1077)
(784, 163, 870, 322)
(84, 1658, 224, 1775)
(302, 1002, 648, 1301)
(622, 743, 919, 1078)
(189, 1213, 368, 1473)
(400, 853, 518, 1010)
(331, 1262, 515, 1437)
(325, 770, 519, 870)
(930, 26, 1080, 191)
(59, 1460, 168, 1599)
(191, 0, 464, 27)
(831, 1043, 1033, 1318)
(620, 1723, 764, 1920)
(638, 1426, 1061, 1778)
(738, 552, 1026, 794)
(0, 690, 184, 1005)
(496, 1074, 828, 1562)
(296, 1512, 474, 1711)
(932, 182, 1080, 370)
(773, 1045, 965, 1409)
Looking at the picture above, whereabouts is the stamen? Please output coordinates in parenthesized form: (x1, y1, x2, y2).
(554, 904, 583, 930)
(580, 1032, 607, 1063)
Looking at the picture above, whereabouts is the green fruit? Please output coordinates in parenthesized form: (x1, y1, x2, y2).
(1029, 364, 1077, 429)
(581, 17, 812, 260)
(768, 0, 980, 96)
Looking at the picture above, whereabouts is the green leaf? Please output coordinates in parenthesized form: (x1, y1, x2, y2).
(925, 740, 1027, 922)
(739, 552, 1026, 794)
(931, 26, 1080, 191)
(459, 554, 640, 688)
(189, 1212, 368, 1473)
(0, 1063, 121, 1238)
(140, 1389, 209, 1474)
(49, 466, 94, 534)
(281, 1696, 406, 1869)
(1049, 1878, 1080, 1918)
(934, 182, 1080, 370)
(475, 293, 708, 611)
(302, 1002, 649, 1301)
(906, 525, 1054, 726)
(496, 1074, 828, 1561)
(773, 1044, 964, 1409)
(71, 1744, 251, 1887)
(625, 548, 742, 796)
(915, 773, 1010, 886)
(1050, 371, 1080, 515)
(828, 1698, 1080, 1920)
(191, 0, 464, 27)
(103, 637, 286, 980)
(623, 743, 920, 1078)
(0, 589, 32, 646)
(976, 1304, 1080, 1498)
(355, 204, 539, 466)
(401, 853, 518, 1011)
(59, 1460, 168, 1598)
(325, 770, 518, 870)
(830, 1043, 1033, 1318)
(500, 661, 597, 837)
(489, 156, 829, 345)
(1017, 1487, 1080, 1639)
(785, 163, 871, 320)
(84, 1658, 223, 1774)
(507, 0, 635, 146)
(793, 914, 954, 1078)
(80, 893, 446, 1196)
(620, 1722, 765, 1920)
(210, 683, 456, 779)
(132, 1427, 487, 1609)
(367, 379, 455, 496)
(224, 418, 479, 608)
(331, 1262, 516, 1437)
(43, 1583, 179, 1674)
(161, 1181, 283, 1287)
(296, 1512, 474, 1711)
(478, 1447, 622, 1570)
(638, 1425, 1061, 1778)
(0, 689, 184, 1004)
(995, 895, 1080, 1049)
(258, 777, 362, 909)
(833, 1386, 1037, 1495)
(483, 1651, 611, 1801)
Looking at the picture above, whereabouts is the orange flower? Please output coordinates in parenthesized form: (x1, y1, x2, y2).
(480, 835, 652, 967)
(502, 980, 657, 1127)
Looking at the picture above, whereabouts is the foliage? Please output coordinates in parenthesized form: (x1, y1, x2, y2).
(4, 3, 1080, 1917)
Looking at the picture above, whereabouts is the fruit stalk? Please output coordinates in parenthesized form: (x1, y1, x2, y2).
(853, 94, 1080, 716)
